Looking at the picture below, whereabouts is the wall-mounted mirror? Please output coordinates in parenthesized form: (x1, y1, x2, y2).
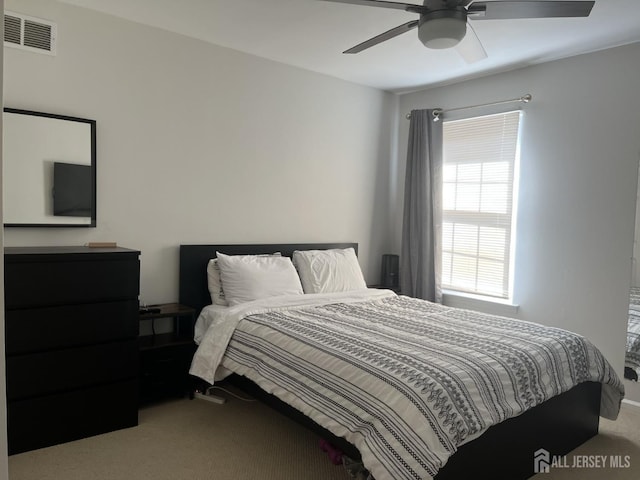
(625, 164, 640, 382)
(3, 108, 96, 227)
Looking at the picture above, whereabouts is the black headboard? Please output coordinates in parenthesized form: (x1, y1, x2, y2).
(179, 243, 358, 315)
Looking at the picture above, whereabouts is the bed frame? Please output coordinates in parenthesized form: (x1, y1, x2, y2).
(179, 243, 601, 480)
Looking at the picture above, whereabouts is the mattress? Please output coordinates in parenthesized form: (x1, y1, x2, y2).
(190, 290, 623, 480)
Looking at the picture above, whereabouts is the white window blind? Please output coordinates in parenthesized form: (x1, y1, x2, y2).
(441, 110, 521, 299)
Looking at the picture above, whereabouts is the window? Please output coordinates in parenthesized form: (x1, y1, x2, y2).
(441, 110, 521, 300)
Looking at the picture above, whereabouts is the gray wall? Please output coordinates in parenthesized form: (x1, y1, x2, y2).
(3, 0, 396, 308)
(394, 42, 640, 379)
(5, 0, 638, 411)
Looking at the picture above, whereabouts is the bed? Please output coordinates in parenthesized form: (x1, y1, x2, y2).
(179, 243, 623, 480)
(624, 286, 640, 381)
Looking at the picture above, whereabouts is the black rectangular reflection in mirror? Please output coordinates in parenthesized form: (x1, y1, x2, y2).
(53, 162, 92, 217)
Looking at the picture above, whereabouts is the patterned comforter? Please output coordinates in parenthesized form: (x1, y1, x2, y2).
(190, 290, 623, 480)
(625, 286, 640, 377)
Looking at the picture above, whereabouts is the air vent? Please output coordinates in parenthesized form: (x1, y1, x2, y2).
(4, 11, 56, 55)
(5, 14, 21, 45)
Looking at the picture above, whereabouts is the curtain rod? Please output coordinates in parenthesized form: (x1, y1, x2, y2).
(406, 94, 532, 121)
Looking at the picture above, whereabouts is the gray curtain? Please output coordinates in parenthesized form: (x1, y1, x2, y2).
(400, 109, 443, 302)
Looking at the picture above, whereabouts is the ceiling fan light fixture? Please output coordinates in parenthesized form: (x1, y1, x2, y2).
(418, 8, 468, 50)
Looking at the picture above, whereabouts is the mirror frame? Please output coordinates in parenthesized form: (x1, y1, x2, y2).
(3, 108, 97, 227)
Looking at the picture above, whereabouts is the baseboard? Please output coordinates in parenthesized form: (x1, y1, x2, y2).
(622, 398, 640, 409)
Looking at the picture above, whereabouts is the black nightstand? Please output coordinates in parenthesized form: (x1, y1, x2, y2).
(139, 303, 197, 404)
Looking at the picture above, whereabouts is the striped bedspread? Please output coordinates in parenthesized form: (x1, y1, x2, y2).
(190, 291, 623, 480)
(625, 286, 640, 376)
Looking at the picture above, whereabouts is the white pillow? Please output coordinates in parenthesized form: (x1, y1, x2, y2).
(207, 252, 282, 306)
(207, 259, 228, 306)
(216, 252, 303, 306)
(292, 248, 367, 294)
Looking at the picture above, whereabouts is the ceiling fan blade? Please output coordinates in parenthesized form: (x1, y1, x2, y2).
(344, 20, 419, 53)
(468, 1, 595, 20)
(455, 22, 487, 63)
(319, 0, 428, 14)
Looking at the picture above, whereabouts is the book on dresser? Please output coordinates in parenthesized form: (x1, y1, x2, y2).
(4, 246, 141, 454)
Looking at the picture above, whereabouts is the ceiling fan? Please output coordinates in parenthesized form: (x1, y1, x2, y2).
(320, 0, 595, 63)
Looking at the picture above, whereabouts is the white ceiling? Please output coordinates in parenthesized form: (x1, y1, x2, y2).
(57, 0, 640, 93)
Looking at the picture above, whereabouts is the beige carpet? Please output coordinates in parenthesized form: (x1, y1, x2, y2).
(9, 390, 352, 480)
(8, 391, 640, 480)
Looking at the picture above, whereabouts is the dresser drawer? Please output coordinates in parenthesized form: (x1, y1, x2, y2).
(5, 300, 139, 355)
(6, 339, 139, 400)
(5, 256, 140, 308)
(7, 378, 138, 455)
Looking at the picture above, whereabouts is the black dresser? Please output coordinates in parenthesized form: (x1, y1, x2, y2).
(4, 246, 140, 454)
